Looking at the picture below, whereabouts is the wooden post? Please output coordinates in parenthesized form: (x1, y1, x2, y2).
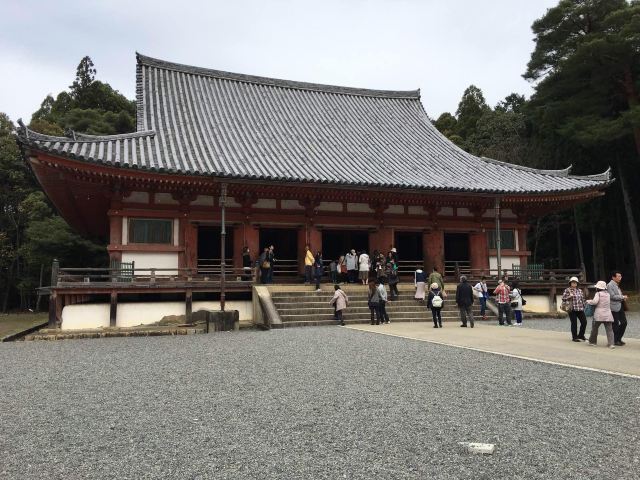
(109, 291, 117, 327)
(220, 183, 227, 312)
(185, 289, 193, 324)
(48, 292, 57, 328)
(495, 198, 502, 278)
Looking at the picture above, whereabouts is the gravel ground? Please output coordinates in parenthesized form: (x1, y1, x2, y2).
(1, 328, 639, 479)
(522, 312, 640, 339)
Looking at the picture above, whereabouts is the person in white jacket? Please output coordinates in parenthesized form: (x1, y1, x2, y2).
(358, 251, 370, 285)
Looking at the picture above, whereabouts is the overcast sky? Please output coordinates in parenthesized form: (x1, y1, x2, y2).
(0, 0, 558, 125)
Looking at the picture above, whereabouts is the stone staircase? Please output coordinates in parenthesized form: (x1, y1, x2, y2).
(270, 286, 487, 328)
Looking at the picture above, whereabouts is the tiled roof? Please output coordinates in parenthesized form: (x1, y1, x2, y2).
(18, 53, 611, 194)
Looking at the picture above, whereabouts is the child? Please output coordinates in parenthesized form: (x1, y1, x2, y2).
(427, 282, 444, 328)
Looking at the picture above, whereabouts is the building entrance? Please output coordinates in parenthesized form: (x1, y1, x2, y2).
(322, 230, 369, 261)
(444, 233, 470, 277)
(197, 225, 234, 273)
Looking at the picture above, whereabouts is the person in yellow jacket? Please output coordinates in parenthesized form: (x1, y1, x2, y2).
(304, 244, 315, 284)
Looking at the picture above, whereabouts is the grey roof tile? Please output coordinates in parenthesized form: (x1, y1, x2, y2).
(17, 53, 612, 194)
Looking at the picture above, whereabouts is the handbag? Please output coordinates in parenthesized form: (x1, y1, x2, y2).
(340, 264, 347, 274)
(584, 303, 595, 317)
(560, 300, 573, 313)
(261, 261, 271, 269)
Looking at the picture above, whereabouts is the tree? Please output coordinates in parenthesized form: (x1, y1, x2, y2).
(30, 56, 135, 136)
(525, 0, 640, 288)
(433, 112, 464, 146)
(455, 85, 490, 140)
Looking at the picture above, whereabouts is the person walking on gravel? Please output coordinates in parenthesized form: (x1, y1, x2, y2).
(376, 280, 390, 324)
(494, 280, 512, 326)
(368, 280, 380, 325)
(562, 276, 587, 342)
(329, 284, 348, 326)
(586, 281, 615, 348)
(427, 282, 444, 328)
(473, 276, 489, 320)
(455, 275, 475, 328)
(607, 270, 628, 346)
(510, 281, 524, 326)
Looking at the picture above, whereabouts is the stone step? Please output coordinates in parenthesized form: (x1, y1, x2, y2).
(278, 311, 471, 322)
(275, 318, 479, 328)
(275, 306, 475, 316)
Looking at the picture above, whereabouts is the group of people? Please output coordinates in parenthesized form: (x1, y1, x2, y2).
(328, 279, 392, 327)
(562, 270, 628, 348)
(415, 267, 525, 328)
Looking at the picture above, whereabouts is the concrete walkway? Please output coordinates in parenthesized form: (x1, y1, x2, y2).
(348, 321, 640, 378)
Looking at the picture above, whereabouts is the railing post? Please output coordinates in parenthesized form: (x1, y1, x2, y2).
(185, 289, 193, 324)
(51, 258, 59, 286)
(150, 268, 156, 285)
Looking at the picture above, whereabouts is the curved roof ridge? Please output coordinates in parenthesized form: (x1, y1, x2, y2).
(17, 122, 155, 143)
(479, 156, 576, 177)
(567, 167, 612, 182)
(136, 52, 421, 100)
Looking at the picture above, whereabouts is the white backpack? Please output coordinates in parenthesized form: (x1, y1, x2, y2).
(431, 293, 443, 308)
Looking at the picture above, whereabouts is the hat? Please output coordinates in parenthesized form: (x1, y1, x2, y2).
(391, 247, 397, 253)
(431, 282, 439, 289)
(569, 276, 579, 284)
(595, 280, 607, 290)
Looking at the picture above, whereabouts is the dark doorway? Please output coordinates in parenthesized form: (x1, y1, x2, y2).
(444, 233, 469, 261)
(259, 228, 298, 260)
(394, 232, 423, 262)
(322, 230, 370, 261)
(198, 225, 234, 272)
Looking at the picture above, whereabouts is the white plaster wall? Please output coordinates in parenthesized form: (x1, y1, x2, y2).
(407, 206, 424, 215)
(61, 301, 253, 330)
(122, 216, 128, 245)
(439, 207, 454, 216)
(155, 193, 179, 205)
(347, 203, 373, 213)
(191, 195, 213, 206)
(124, 191, 149, 203)
(255, 199, 277, 209)
(489, 255, 521, 271)
(386, 204, 404, 214)
(281, 200, 304, 210)
(317, 202, 343, 212)
(522, 295, 552, 313)
(457, 207, 473, 217)
(122, 252, 179, 275)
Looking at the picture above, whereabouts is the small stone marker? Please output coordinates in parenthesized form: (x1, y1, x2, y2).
(459, 442, 496, 455)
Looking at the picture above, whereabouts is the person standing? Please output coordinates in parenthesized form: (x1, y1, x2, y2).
(387, 259, 399, 300)
(562, 276, 587, 342)
(510, 281, 523, 326)
(303, 245, 314, 284)
(427, 282, 444, 328)
(368, 280, 380, 325)
(587, 281, 615, 348)
(414, 267, 427, 301)
(376, 280, 390, 324)
(473, 276, 489, 320)
(337, 255, 346, 283)
(258, 246, 270, 284)
(266, 245, 276, 284)
(358, 251, 370, 285)
(242, 246, 253, 281)
(313, 251, 323, 292)
(494, 280, 512, 326)
(329, 284, 348, 326)
(345, 249, 357, 283)
(428, 266, 444, 292)
(607, 270, 628, 346)
(455, 275, 475, 328)
(329, 258, 338, 284)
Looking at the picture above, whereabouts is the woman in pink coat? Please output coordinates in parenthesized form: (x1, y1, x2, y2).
(329, 285, 349, 326)
(586, 281, 615, 348)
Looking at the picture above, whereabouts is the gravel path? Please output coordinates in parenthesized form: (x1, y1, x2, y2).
(522, 312, 640, 339)
(1, 328, 638, 479)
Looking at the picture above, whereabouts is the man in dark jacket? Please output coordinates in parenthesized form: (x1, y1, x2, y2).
(455, 275, 475, 328)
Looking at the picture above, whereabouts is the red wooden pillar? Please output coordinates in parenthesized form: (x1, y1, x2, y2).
(423, 230, 444, 272)
(108, 215, 123, 262)
(233, 225, 244, 274)
(375, 227, 394, 254)
(183, 222, 198, 270)
(309, 226, 322, 254)
(244, 223, 260, 263)
(469, 232, 490, 276)
(517, 227, 528, 267)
